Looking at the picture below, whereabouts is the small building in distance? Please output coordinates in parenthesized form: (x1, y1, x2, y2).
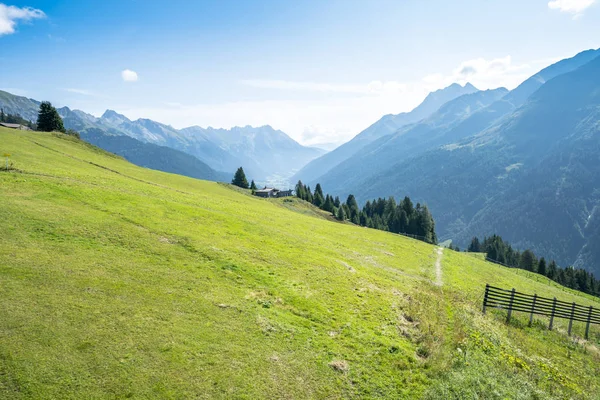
(0, 122, 31, 131)
(254, 187, 294, 198)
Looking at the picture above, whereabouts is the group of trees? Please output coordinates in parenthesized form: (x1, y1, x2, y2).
(0, 109, 35, 129)
(295, 180, 437, 244)
(231, 167, 257, 191)
(468, 234, 600, 297)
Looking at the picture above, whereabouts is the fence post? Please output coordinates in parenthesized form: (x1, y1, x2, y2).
(529, 294, 537, 327)
(568, 302, 576, 336)
(585, 306, 593, 340)
(482, 284, 489, 314)
(506, 288, 516, 323)
(549, 297, 557, 330)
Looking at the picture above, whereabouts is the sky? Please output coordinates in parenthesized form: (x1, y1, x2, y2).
(0, 0, 599, 149)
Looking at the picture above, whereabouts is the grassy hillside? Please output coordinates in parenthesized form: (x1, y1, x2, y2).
(1, 128, 600, 399)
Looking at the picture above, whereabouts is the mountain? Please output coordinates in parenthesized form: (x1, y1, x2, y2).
(82, 128, 231, 182)
(291, 82, 479, 184)
(346, 53, 600, 274)
(0, 90, 39, 122)
(0, 90, 322, 182)
(314, 87, 509, 194)
(96, 110, 324, 181)
(308, 48, 600, 192)
(3, 126, 600, 398)
(423, 48, 600, 159)
(180, 125, 325, 182)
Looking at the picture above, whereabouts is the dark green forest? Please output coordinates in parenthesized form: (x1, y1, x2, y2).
(295, 180, 437, 244)
(467, 235, 600, 297)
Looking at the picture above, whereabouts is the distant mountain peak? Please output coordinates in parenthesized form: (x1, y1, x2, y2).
(101, 109, 130, 123)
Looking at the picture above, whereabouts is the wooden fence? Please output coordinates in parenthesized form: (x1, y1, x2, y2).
(482, 284, 600, 339)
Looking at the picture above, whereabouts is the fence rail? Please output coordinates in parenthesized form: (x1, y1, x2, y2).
(482, 284, 599, 338)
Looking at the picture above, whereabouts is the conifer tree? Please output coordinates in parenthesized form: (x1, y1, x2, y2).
(250, 180, 257, 193)
(334, 196, 341, 208)
(36, 101, 65, 133)
(231, 167, 249, 189)
(323, 195, 334, 213)
(314, 183, 324, 199)
(336, 205, 346, 221)
(519, 250, 536, 272)
(538, 257, 547, 276)
(295, 180, 305, 200)
(468, 237, 481, 252)
(312, 192, 324, 208)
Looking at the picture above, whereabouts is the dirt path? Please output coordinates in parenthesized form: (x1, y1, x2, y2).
(434, 247, 443, 286)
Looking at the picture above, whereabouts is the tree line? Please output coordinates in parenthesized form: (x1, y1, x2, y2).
(0, 109, 35, 129)
(295, 180, 437, 244)
(467, 234, 600, 297)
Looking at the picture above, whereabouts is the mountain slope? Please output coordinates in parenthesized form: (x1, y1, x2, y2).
(454, 54, 600, 269)
(0, 90, 39, 122)
(82, 128, 231, 182)
(316, 87, 508, 194)
(354, 54, 600, 274)
(312, 48, 600, 194)
(2, 128, 600, 398)
(421, 48, 600, 161)
(292, 83, 478, 184)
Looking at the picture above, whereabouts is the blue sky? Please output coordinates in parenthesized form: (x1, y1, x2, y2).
(1, 0, 599, 147)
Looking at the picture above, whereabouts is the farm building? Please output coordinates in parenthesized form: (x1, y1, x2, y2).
(0, 122, 31, 131)
(254, 188, 294, 198)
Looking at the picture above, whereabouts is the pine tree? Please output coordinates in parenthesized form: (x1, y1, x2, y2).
(468, 237, 481, 252)
(231, 167, 249, 189)
(312, 192, 324, 208)
(334, 196, 341, 208)
(295, 180, 305, 200)
(0, 108, 5, 123)
(547, 260, 558, 280)
(323, 195, 334, 213)
(538, 257, 547, 276)
(314, 183, 324, 199)
(519, 250, 536, 272)
(336, 205, 346, 221)
(346, 194, 359, 221)
(250, 180, 257, 193)
(36, 101, 65, 133)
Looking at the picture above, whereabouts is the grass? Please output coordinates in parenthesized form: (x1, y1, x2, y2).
(1, 128, 600, 399)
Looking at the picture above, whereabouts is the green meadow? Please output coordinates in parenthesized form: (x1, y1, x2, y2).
(1, 128, 600, 399)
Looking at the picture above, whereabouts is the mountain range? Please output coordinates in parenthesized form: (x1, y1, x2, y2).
(0, 91, 324, 184)
(292, 82, 479, 183)
(4, 47, 600, 275)
(294, 47, 600, 275)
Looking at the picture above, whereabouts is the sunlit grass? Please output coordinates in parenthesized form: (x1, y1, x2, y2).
(1, 128, 600, 399)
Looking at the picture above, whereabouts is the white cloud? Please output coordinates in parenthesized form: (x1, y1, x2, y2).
(0, 3, 45, 36)
(121, 69, 139, 82)
(423, 55, 533, 91)
(548, 0, 595, 17)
